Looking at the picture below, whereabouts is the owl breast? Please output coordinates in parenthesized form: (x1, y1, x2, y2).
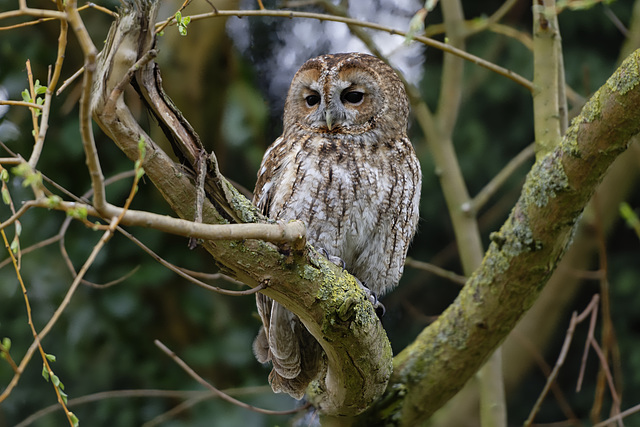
(254, 127, 420, 295)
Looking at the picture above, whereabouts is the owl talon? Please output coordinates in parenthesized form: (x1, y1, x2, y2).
(358, 280, 386, 318)
(318, 247, 346, 270)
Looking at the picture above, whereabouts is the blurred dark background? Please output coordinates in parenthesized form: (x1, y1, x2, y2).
(0, 0, 638, 425)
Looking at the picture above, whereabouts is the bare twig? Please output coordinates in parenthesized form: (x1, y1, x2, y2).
(0, 100, 43, 109)
(524, 294, 600, 427)
(0, 217, 117, 406)
(163, 8, 533, 91)
(591, 194, 622, 424)
(116, 227, 265, 296)
(28, 1, 67, 169)
(15, 387, 272, 427)
(405, 257, 467, 285)
(464, 143, 535, 215)
(155, 340, 309, 415)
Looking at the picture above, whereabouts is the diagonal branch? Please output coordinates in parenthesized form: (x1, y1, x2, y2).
(357, 48, 640, 425)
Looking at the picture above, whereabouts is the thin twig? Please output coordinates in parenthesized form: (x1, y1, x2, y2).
(594, 401, 640, 427)
(28, 2, 67, 169)
(576, 295, 599, 392)
(464, 143, 535, 215)
(162, 8, 533, 91)
(117, 227, 260, 295)
(524, 294, 600, 427)
(405, 257, 467, 285)
(0, 218, 117, 405)
(0, 8, 66, 21)
(15, 387, 273, 427)
(155, 340, 309, 415)
(591, 194, 622, 425)
(0, 100, 43, 109)
(65, 0, 103, 211)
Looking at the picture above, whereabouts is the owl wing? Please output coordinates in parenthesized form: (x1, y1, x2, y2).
(252, 137, 323, 399)
(253, 136, 288, 217)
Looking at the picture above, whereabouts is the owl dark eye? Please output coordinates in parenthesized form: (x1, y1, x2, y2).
(305, 94, 320, 107)
(341, 91, 364, 104)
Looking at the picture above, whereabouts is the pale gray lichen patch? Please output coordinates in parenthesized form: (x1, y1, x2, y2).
(524, 151, 570, 207)
(562, 120, 581, 157)
(606, 53, 640, 95)
(581, 92, 602, 123)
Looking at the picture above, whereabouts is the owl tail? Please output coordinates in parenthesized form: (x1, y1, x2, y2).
(253, 297, 324, 399)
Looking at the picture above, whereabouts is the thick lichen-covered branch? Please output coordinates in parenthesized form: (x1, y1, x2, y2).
(354, 49, 640, 426)
(90, 0, 390, 416)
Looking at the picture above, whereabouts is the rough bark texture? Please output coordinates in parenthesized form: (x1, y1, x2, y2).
(90, 0, 640, 424)
(91, 0, 391, 416)
(354, 49, 640, 426)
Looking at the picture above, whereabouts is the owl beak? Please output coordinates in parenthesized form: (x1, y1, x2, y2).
(325, 111, 334, 130)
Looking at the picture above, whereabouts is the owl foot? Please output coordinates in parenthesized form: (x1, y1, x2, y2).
(318, 247, 346, 269)
(362, 285, 386, 318)
(317, 248, 385, 317)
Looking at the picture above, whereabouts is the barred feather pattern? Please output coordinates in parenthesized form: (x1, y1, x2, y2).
(252, 53, 421, 399)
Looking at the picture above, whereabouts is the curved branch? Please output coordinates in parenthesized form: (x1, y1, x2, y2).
(170, 8, 533, 91)
(90, 1, 391, 416)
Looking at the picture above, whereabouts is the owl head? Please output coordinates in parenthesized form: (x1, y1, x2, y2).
(282, 53, 410, 136)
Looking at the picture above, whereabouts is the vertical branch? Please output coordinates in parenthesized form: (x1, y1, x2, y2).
(28, 0, 68, 169)
(65, 0, 106, 210)
(532, 0, 562, 158)
(416, 2, 506, 424)
(437, 0, 465, 135)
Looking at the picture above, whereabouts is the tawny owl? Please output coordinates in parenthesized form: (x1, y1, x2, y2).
(252, 52, 421, 399)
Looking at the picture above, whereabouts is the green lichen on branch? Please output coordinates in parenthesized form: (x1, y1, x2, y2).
(606, 52, 640, 95)
(355, 49, 640, 427)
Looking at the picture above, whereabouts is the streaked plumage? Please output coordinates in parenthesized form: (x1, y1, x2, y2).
(253, 53, 421, 399)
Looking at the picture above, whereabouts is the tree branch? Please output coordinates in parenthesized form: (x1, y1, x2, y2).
(90, 1, 391, 416)
(357, 48, 640, 425)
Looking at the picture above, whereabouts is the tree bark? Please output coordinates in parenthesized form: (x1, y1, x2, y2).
(89, 0, 640, 424)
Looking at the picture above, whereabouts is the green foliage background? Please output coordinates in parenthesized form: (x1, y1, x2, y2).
(0, 0, 638, 425)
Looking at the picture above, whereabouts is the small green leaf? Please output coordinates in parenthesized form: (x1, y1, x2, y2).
(21, 89, 31, 103)
(0, 168, 9, 182)
(1, 337, 11, 351)
(67, 206, 88, 220)
(10, 236, 19, 254)
(69, 412, 79, 426)
(2, 188, 11, 205)
(59, 389, 68, 404)
(136, 167, 145, 180)
(23, 171, 42, 188)
(14, 220, 21, 237)
(51, 374, 60, 387)
(137, 136, 146, 159)
(45, 353, 57, 362)
(42, 364, 50, 381)
(45, 195, 62, 208)
(175, 11, 182, 21)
